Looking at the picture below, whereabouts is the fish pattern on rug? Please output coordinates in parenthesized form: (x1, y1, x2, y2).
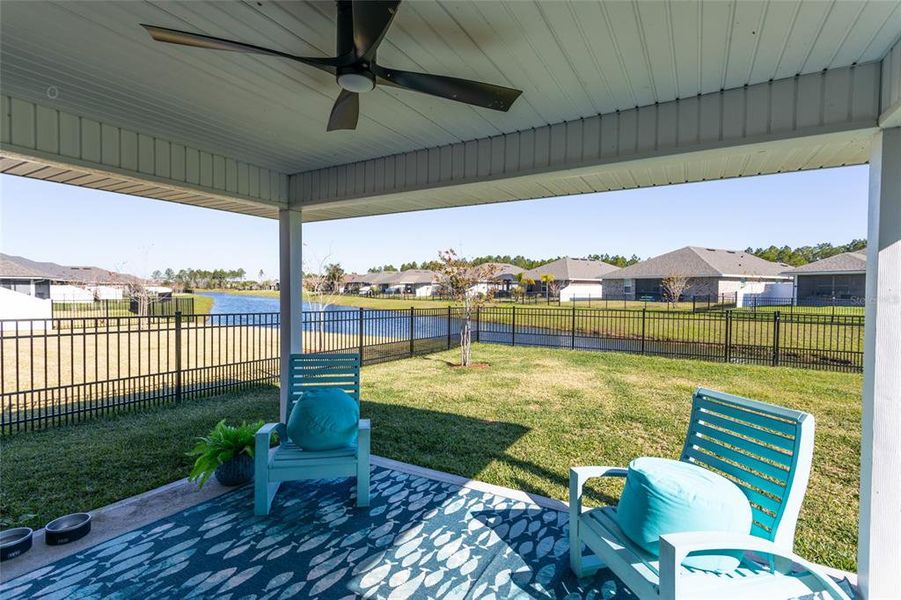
(1, 467, 629, 599)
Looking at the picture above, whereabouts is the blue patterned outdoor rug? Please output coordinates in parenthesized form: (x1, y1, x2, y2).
(1, 467, 629, 599)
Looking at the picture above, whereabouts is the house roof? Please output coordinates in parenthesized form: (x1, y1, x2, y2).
(342, 273, 370, 284)
(602, 247, 790, 280)
(784, 251, 867, 275)
(522, 258, 619, 282)
(377, 270, 437, 285)
(467, 263, 524, 280)
(0, 253, 142, 285)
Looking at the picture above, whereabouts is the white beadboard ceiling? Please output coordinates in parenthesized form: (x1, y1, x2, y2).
(2, 0, 899, 176)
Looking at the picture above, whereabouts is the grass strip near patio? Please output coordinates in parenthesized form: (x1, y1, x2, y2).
(0, 387, 279, 531)
(1, 345, 860, 571)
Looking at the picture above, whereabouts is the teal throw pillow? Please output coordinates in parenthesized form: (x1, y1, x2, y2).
(286, 387, 359, 451)
(615, 456, 752, 573)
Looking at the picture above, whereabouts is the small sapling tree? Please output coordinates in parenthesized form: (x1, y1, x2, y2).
(435, 249, 498, 367)
(303, 252, 344, 351)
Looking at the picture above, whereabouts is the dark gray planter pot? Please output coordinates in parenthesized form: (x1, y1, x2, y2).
(214, 454, 254, 486)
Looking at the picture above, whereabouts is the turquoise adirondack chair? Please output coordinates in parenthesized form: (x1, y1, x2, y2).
(569, 387, 850, 600)
(254, 353, 370, 516)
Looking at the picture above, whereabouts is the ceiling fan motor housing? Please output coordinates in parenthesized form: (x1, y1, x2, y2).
(337, 68, 375, 93)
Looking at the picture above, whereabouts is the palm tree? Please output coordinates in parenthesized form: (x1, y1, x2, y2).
(540, 273, 556, 303)
(514, 272, 535, 302)
(324, 263, 345, 292)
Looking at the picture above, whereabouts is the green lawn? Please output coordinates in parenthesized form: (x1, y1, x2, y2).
(734, 304, 865, 316)
(0, 345, 861, 571)
(0, 389, 279, 531)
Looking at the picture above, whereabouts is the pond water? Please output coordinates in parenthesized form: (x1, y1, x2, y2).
(196, 292, 728, 358)
(200, 292, 352, 315)
(198, 292, 648, 351)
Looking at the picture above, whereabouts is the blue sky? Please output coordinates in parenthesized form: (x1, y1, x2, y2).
(0, 166, 868, 278)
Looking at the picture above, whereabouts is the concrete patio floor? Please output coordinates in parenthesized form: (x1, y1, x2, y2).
(0, 456, 857, 599)
(0, 456, 627, 599)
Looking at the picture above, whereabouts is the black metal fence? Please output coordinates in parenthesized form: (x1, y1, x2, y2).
(477, 306, 863, 372)
(737, 295, 865, 316)
(1, 305, 863, 434)
(51, 297, 196, 320)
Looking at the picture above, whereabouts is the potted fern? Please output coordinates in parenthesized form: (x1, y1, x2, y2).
(188, 420, 265, 488)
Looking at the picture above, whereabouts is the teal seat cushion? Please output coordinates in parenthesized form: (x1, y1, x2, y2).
(615, 457, 752, 573)
(286, 387, 359, 451)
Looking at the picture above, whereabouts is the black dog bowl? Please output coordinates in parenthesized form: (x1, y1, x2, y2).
(0, 527, 33, 561)
(45, 513, 92, 546)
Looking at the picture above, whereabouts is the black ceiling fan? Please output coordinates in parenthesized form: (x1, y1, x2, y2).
(142, 0, 522, 131)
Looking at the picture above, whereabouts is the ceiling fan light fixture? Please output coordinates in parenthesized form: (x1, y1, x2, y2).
(337, 71, 375, 93)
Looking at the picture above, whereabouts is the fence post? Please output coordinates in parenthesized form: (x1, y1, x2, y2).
(409, 307, 415, 357)
(358, 308, 364, 361)
(772, 311, 781, 366)
(692, 296, 696, 312)
(724, 310, 732, 363)
(447, 306, 452, 350)
(571, 303, 576, 349)
(511, 305, 516, 346)
(640, 308, 647, 355)
(174, 310, 183, 403)
(476, 307, 481, 343)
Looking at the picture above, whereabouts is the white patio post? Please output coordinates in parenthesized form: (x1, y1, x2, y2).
(858, 127, 901, 600)
(279, 208, 303, 422)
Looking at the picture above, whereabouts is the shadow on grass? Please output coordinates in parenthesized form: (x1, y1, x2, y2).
(365, 401, 529, 479)
(364, 401, 621, 508)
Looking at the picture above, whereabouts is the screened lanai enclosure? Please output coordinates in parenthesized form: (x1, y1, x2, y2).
(1, 1, 899, 598)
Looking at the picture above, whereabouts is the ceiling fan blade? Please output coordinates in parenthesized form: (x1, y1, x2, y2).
(327, 89, 360, 131)
(141, 24, 347, 74)
(352, 0, 401, 61)
(372, 65, 521, 111)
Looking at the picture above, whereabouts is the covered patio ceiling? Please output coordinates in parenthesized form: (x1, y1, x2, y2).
(1, 1, 900, 221)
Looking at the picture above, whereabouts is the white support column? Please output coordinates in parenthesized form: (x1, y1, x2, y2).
(279, 208, 303, 423)
(858, 127, 901, 599)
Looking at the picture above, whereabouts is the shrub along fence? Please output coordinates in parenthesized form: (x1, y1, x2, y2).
(1, 306, 862, 433)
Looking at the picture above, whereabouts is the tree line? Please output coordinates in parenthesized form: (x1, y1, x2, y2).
(368, 253, 642, 273)
(745, 239, 866, 266)
(149, 267, 274, 290)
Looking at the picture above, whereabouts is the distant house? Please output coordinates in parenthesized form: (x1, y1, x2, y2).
(601, 247, 791, 301)
(0, 253, 143, 302)
(784, 250, 867, 305)
(376, 270, 438, 297)
(521, 257, 619, 301)
(0, 253, 146, 324)
(340, 273, 369, 294)
(467, 263, 524, 295)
